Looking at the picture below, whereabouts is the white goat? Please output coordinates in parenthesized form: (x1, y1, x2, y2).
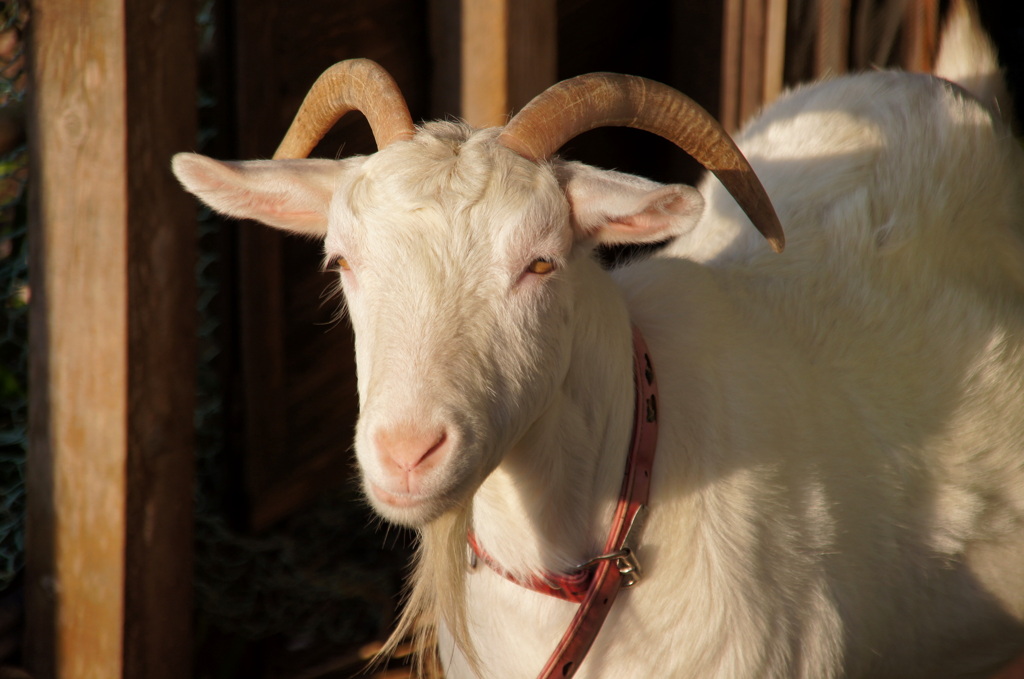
(172, 3, 1024, 677)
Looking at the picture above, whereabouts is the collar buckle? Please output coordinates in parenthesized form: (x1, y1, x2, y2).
(576, 504, 648, 587)
(576, 548, 642, 587)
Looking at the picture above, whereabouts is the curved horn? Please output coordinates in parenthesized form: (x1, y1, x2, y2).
(274, 59, 415, 160)
(497, 73, 785, 252)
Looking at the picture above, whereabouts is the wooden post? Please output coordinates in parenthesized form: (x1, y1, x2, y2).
(763, 0, 789, 104)
(901, 0, 940, 72)
(738, 0, 766, 124)
(458, 0, 557, 127)
(815, 0, 851, 76)
(25, 0, 197, 677)
(722, 0, 789, 132)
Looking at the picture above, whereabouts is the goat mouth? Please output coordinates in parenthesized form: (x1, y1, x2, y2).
(364, 475, 473, 526)
(368, 482, 426, 509)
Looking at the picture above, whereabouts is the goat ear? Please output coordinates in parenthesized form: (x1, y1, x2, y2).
(560, 162, 705, 245)
(171, 153, 346, 236)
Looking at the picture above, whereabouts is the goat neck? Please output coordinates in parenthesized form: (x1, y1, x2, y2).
(471, 255, 637, 582)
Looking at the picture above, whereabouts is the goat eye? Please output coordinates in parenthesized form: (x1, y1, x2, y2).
(526, 258, 555, 275)
(335, 256, 351, 272)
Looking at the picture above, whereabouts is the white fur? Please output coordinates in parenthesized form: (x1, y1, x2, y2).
(171, 8, 1024, 677)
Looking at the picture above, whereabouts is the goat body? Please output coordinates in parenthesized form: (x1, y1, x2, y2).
(172, 5, 1024, 677)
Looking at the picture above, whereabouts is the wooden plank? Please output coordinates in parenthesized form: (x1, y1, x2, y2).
(721, 0, 743, 132)
(26, 2, 129, 676)
(722, 0, 787, 130)
(462, 0, 508, 127)
(122, 0, 197, 676)
(852, 0, 909, 69)
(901, 0, 940, 72)
(25, 0, 197, 677)
(507, 0, 557, 117)
(815, 0, 851, 76)
(429, 0, 462, 118)
(763, 0, 789, 105)
(460, 0, 557, 127)
(739, 0, 766, 124)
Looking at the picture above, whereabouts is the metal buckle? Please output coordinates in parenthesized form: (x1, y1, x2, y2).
(617, 549, 642, 587)
(576, 548, 642, 587)
(576, 505, 649, 588)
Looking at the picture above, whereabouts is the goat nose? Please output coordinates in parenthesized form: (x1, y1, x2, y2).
(375, 425, 450, 474)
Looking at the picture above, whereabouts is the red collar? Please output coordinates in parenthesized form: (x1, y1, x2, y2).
(468, 325, 659, 678)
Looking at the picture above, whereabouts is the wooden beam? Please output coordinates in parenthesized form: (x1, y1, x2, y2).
(462, 0, 507, 126)
(459, 0, 557, 128)
(763, 0, 789, 104)
(722, 0, 789, 132)
(901, 0, 940, 73)
(852, 0, 909, 69)
(815, 0, 851, 76)
(739, 0, 766, 125)
(721, 0, 743, 131)
(25, 0, 197, 677)
(122, 0, 197, 675)
(506, 0, 557, 120)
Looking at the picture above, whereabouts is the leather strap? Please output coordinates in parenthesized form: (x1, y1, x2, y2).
(467, 531, 594, 603)
(468, 326, 659, 678)
(537, 326, 658, 678)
